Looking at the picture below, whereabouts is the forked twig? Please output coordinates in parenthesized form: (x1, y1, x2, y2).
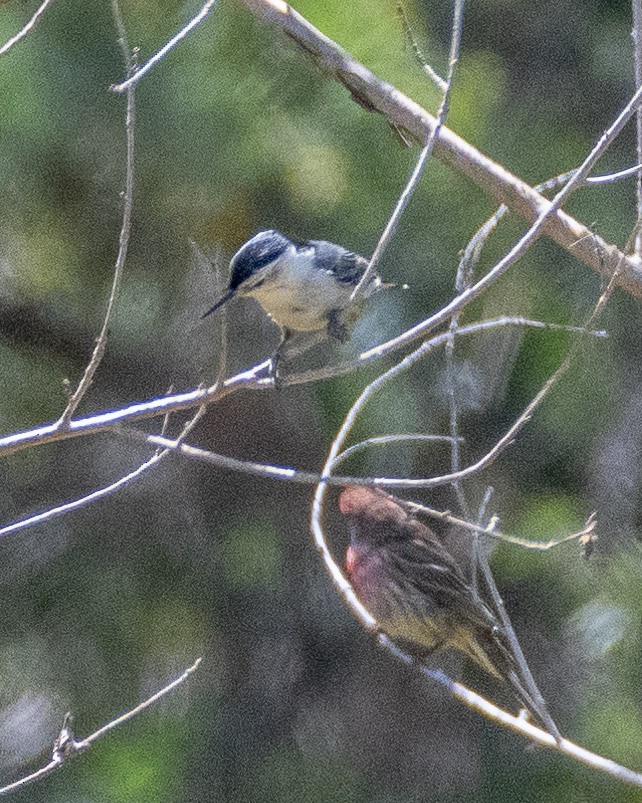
(110, 1, 218, 92)
(0, 658, 202, 797)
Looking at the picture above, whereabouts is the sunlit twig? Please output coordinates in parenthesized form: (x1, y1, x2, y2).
(110, 1, 218, 93)
(0, 0, 55, 57)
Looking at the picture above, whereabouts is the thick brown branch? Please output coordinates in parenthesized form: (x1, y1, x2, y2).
(237, 0, 642, 299)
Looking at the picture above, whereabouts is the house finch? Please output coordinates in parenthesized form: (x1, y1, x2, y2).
(339, 485, 543, 720)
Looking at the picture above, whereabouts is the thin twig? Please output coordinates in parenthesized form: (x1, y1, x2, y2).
(476, 512, 560, 739)
(351, 0, 465, 299)
(449, 214, 557, 738)
(444, 168, 604, 741)
(407, 501, 596, 551)
(0, 1, 218, 539)
(587, 162, 642, 185)
(470, 486, 494, 598)
(288, 317, 605, 386)
(59, 3, 135, 425)
(0, 658, 202, 797)
(445, 126, 473, 517)
(336, 434, 462, 465)
(0, 453, 164, 539)
(463, 164, 642, 271)
(81, 658, 202, 747)
(0, 402, 208, 540)
(110, 1, 218, 92)
(397, 2, 447, 92)
(0, 0, 55, 57)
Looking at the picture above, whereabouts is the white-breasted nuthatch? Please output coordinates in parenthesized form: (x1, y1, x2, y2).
(202, 230, 388, 371)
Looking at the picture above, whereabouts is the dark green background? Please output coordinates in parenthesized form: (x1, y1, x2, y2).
(0, 0, 641, 800)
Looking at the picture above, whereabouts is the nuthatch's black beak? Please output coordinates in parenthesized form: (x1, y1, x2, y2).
(201, 286, 236, 319)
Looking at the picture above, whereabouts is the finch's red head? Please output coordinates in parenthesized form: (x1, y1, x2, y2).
(338, 486, 410, 541)
(338, 485, 382, 517)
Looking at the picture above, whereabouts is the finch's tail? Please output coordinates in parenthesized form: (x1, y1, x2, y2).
(460, 626, 560, 739)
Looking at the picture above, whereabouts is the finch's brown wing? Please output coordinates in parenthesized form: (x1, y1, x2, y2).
(378, 529, 500, 633)
(376, 524, 512, 664)
(380, 528, 543, 720)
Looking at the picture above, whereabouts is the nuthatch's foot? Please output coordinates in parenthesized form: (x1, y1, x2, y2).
(271, 351, 288, 390)
(326, 309, 351, 343)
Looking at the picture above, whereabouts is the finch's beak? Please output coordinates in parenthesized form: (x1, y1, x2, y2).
(202, 287, 236, 319)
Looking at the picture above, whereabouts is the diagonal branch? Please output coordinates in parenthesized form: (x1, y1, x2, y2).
(0, 658, 202, 797)
(0, 0, 55, 57)
(235, 0, 642, 299)
(0, 318, 604, 459)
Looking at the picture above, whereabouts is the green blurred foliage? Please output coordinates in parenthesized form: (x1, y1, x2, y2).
(221, 520, 284, 591)
(0, 0, 641, 801)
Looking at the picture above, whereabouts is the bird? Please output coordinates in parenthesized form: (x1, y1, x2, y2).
(338, 485, 553, 727)
(202, 230, 388, 377)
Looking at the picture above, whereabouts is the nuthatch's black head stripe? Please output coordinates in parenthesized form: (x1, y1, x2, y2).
(228, 230, 292, 291)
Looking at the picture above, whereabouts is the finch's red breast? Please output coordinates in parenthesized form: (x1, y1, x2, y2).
(345, 545, 357, 575)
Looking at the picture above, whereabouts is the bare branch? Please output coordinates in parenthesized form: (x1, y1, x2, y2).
(81, 658, 202, 747)
(0, 317, 603, 460)
(0, 453, 163, 539)
(0, 0, 55, 57)
(381, 636, 642, 787)
(337, 437, 596, 550)
(111, 421, 595, 545)
(234, 0, 642, 298)
(58, 2, 136, 424)
(0, 400, 208, 539)
(587, 163, 642, 185)
(110, 1, 218, 92)
(0, 659, 202, 797)
(407, 501, 597, 552)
